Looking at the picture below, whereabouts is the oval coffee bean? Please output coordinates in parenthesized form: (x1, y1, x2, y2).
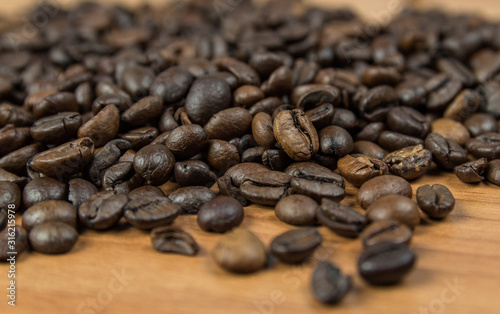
(68, 178, 98, 208)
(29, 222, 78, 254)
(486, 159, 500, 186)
(78, 191, 128, 230)
(378, 131, 423, 152)
(185, 75, 231, 125)
(352, 141, 388, 160)
(425, 133, 467, 170)
(30, 112, 82, 145)
(383, 144, 432, 180)
(121, 96, 163, 126)
(317, 198, 368, 238)
(22, 200, 77, 232)
(174, 160, 217, 187)
(0, 225, 28, 261)
(124, 196, 180, 230)
(197, 196, 244, 233)
(338, 154, 389, 187)
(150, 227, 199, 256)
(128, 186, 165, 200)
(464, 113, 498, 137)
(431, 118, 470, 147)
(466, 133, 500, 160)
(167, 186, 216, 215)
(357, 175, 412, 209)
(319, 126, 353, 158)
(0, 182, 21, 212)
(23, 177, 68, 208)
(77, 105, 119, 147)
(240, 171, 291, 206)
(386, 106, 430, 138)
(166, 124, 209, 160)
(275, 195, 318, 226)
(252, 112, 276, 147)
(206, 140, 240, 172)
(150, 66, 193, 104)
(270, 228, 322, 264)
(133, 144, 175, 186)
(102, 162, 143, 195)
(454, 158, 488, 183)
(88, 139, 132, 187)
(311, 261, 352, 305)
(366, 195, 420, 228)
(361, 220, 412, 248)
(204, 107, 252, 140)
(416, 184, 455, 219)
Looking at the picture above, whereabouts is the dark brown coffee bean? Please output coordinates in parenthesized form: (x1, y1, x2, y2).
(274, 109, 319, 161)
(240, 171, 291, 206)
(213, 228, 267, 273)
(454, 158, 488, 183)
(416, 184, 455, 219)
(248, 51, 285, 78)
(118, 126, 158, 150)
(0, 125, 30, 156)
(233, 85, 265, 107)
(291, 84, 340, 110)
(206, 140, 240, 172)
(436, 58, 476, 87)
(338, 154, 389, 187)
(0, 103, 34, 127)
(224, 163, 270, 187)
(0, 143, 44, 176)
(29, 221, 78, 254)
(78, 191, 128, 229)
(151, 227, 199, 256)
(319, 126, 353, 158)
(361, 220, 412, 248)
(133, 144, 175, 186)
(431, 118, 470, 147)
(311, 261, 352, 305)
(252, 112, 276, 147)
(197, 196, 244, 233)
(215, 58, 261, 86)
(88, 139, 131, 187)
(425, 133, 467, 170)
(185, 75, 231, 125)
(318, 198, 368, 238)
(0, 182, 21, 212)
(166, 124, 209, 160)
(270, 227, 322, 264)
(204, 107, 252, 140)
(361, 66, 402, 87)
(383, 144, 432, 180)
(358, 242, 416, 285)
(275, 195, 318, 226)
(68, 178, 98, 208)
(22, 200, 76, 232)
(466, 133, 500, 160)
(352, 141, 388, 160)
(0, 168, 28, 187)
(443, 89, 481, 122)
(31, 92, 79, 119)
(174, 160, 217, 187)
(358, 85, 398, 122)
(331, 108, 358, 131)
(486, 159, 500, 186)
(464, 113, 498, 137)
(30, 137, 94, 178)
(378, 131, 423, 152)
(124, 196, 180, 230)
(30, 112, 82, 145)
(356, 122, 385, 142)
(249, 97, 283, 115)
(74, 82, 93, 112)
(158, 107, 179, 133)
(366, 195, 420, 228)
(357, 175, 412, 209)
(150, 66, 193, 104)
(425, 74, 462, 111)
(396, 84, 427, 108)
(78, 105, 119, 147)
(386, 106, 430, 138)
(292, 60, 319, 86)
(120, 65, 154, 99)
(23, 177, 68, 208)
(128, 186, 165, 200)
(121, 96, 163, 126)
(262, 149, 293, 171)
(102, 161, 143, 194)
(0, 225, 28, 261)
(167, 186, 216, 215)
(305, 103, 335, 130)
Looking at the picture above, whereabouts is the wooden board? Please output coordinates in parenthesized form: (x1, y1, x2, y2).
(1, 1, 500, 314)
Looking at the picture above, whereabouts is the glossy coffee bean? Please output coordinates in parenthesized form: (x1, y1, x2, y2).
(30, 112, 82, 145)
(29, 222, 78, 254)
(0, 225, 28, 261)
(270, 228, 322, 264)
(0, 168, 27, 187)
(197, 196, 244, 233)
(151, 227, 199, 256)
(352, 141, 388, 160)
(464, 113, 498, 137)
(338, 154, 389, 187)
(124, 196, 180, 229)
(22, 200, 76, 232)
(185, 75, 231, 125)
(378, 131, 423, 152)
(486, 159, 500, 186)
(319, 126, 353, 158)
(366, 195, 420, 228)
(0, 125, 30, 156)
(133, 144, 175, 186)
(383, 144, 432, 180)
(431, 118, 470, 146)
(166, 124, 209, 160)
(233, 85, 265, 108)
(291, 84, 339, 110)
(357, 175, 412, 209)
(454, 158, 488, 183)
(128, 186, 165, 200)
(311, 261, 352, 305)
(23, 177, 68, 208)
(317, 198, 368, 238)
(358, 85, 398, 122)
(240, 171, 291, 206)
(78, 191, 128, 230)
(88, 139, 131, 187)
(425, 74, 462, 112)
(150, 66, 193, 104)
(358, 242, 416, 285)
(0, 143, 44, 176)
(0, 182, 21, 212)
(167, 186, 216, 215)
(121, 96, 163, 126)
(118, 126, 158, 150)
(0, 103, 34, 127)
(466, 133, 500, 160)
(206, 140, 240, 172)
(77, 105, 119, 147)
(252, 112, 276, 147)
(386, 106, 430, 138)
(417, 184, 455, 219)
(331, 108, 358, 131)
(361, 220, 412, 248)
(425, 133, 467, 170)
(204, 107, 252, 140)
(212, 228, 267, 273)
(305, 103, 335, 130)
(30, 92, 79, 119)
(275, 195, 318, 226)
(102, 162, 143, 195)
(356, 122, 385, 142)
(67, 178, 98, 208)
(174, 160, 217, 187)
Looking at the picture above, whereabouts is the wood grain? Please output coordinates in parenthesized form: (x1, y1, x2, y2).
(1, 1, 500, 314)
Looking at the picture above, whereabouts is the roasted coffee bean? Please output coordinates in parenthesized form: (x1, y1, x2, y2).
(121, 96, 163, 126)
(319, 126, 353, 158)
(118, 126, 158, 150)
(352, 141, 388, 160)
(386, 106, 430, 138)
(124, 196, 180, 230)
(425, 74, 462, 112)
(29, 221, 78, 254)
(22, 200, 76, 232)
(292, 60, 318, 86)
(78, 105, 119, 147)
(361, 66, 402, 87)
(212, 228, 267, 273)
(88, 139, 131, 187)
(92, 92, 132, 114)
(150, 66, 193, 104)
(357, 175, 412, 209)
(29, 137, 94, 179)
(230, 134, 258, 155)
(23, 177, 67, 208)
(206, 140, 240, 172)
(185, 75, 231, 125)
(262, 149, 293, 171)
(454, 158, 488, 183)
(270, 228, 322, 264)
(0, 211, 5, 231)
(30, 92, 79, 119)
(248, 51, 284, 78)
(0, 125, 30, 156)
(204, 107, 252, 140)
(128, 186, 165, 200)
(319, 198, 368, 237)
(436, 58, 476, 87)
(102, 162, 143, 195)
(0, 103, 34, 127)
(166, 124, 209, 160)
(311, 261, 352, 305)
(215, 57, 261, 86)
(224, 163, 270, 187)
(150, 227, 199, 256)
(249, 97, 282, 115)
(338, 154, 389, 187)
(464, 113, 498, 137)
(331, 108, 358, 131)
(197, 196, 244, 233)
(0, 225, 28, 261)
(486, 159, 500, 186)
(417, 184, 455, 219)
(396, 84, 427, 108)
(167, 186, 216, 215)
(242, 147, 267, 163)
(466, 133, 500, 160)
(366, 195, 420, 228)
(358, 85, 398, 122)
(274, 109, 319, 161)
(275, 195, 318, 226)
(79, 191, 128, 230)
(174, 160, 217, 187)
(443, 89, 481, 121)
(120, 65, 155, 99)
(240, 171, 291, 206)
(0, 143, 44, 176)
(252, 112, 276, 147)
(133, 144, 175, 186)
(383, 144, 432, 180)
(285, 162, 345, 202)
(291, 84, 340, 110)
(356, 122, 385, 142)
(358, 242, 416, 285)
(361, 220, 412, 248)
(262, 65, 293, 96)
(233, 85, 265, 108)
(0, 181, 21, 212)
(68, 178, 98, 208)
(159, 107, 178, 133)
(30, 112, 82, 144)
(0, 168, 28, 187)
(305, 103, 335, 130)
(75, 82, 93, 112)
(431, 118, 470, 147)
(378, 131, 423, 152)
(425, 133, 467, 170)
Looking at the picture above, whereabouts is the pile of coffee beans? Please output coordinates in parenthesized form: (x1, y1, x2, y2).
(1, 0, 500, 306)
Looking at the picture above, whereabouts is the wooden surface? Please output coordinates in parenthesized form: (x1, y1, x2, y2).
(1, 1, 500, 314)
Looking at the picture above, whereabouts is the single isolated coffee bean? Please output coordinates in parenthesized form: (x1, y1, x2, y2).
(366, 195, 420, 229)
(358, 242, 416, 285)
(78, 191, 128, 230)
(486, 159, 500, 186)
(29, 221, 78, 254)
(197, 196, 244, 233)
(212, 228, 267, 273)
(150, 227, 199, 256)
(124, 196, 180, 230)
(275, 195, 318, 226)
(416, 184, 456, 219)
(383, 144, 432, 180)
(317, 198, 368, 238)
(311, 261, 352, 305)
(270, 228, 322, 264)
(357, 175, 412, 209)
(167, 186, 216, 215)
(0, 225, 28, 261)
(337, 154, 389, 187)
(454, 158, 488, 183)
(361, 220, 412, 248)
